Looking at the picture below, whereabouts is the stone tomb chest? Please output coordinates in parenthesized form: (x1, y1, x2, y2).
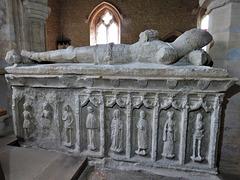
(4, 29, 238, 176)
(5, 63, 237, 175)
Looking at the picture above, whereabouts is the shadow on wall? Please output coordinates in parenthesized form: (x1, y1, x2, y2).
(217, 84, 240, 169)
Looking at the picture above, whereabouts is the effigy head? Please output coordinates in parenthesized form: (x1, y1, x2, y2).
(139, 29, 159, 42)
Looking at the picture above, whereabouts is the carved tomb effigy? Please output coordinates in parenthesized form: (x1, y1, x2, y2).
(4, 29, 237, 175)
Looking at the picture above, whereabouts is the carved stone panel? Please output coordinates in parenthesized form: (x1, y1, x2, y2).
(62, 104, 75, 148)
(131, 93, 154, 161)
(6, 68, 235, 175)
(105, 95, 127, 158)
(158, 107, 180, 163)
(132, 108, 152, 159)
(162, 111, 176, 159)
(186, 94, 213, 166)
(80, 103, 100, 152)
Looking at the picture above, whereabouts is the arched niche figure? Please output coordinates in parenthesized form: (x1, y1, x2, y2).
(62, 105, 74, 148)
(191, 113, 205, 162)
(135, 110, 148, 156)
(110, 109, 123, 153)
(41, 102, 53, 129)
(162, 111, 176, 159)
(86, 106, 98, 151)
(22, 102, 33, 138)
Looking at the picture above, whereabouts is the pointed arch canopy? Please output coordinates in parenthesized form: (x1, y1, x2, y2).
(86, 2, 123, 45)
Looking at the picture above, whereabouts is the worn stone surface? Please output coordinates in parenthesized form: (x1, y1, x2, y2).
(4, 59, 237, 175)
(79, 165, 187, 180)
(14, 28, 213, 66)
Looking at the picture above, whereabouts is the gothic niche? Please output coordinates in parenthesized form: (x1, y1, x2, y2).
(162, 111, 176, 159)
(158, 94, 182, 160)
(110, 109, 123, 153)
(62, 104, 75, 148)
(191, 113, 205, 162)
(135, 110, 148, 156)
(80, 92, 101, 153)
(105, 93, 128, 155)
(86, 106, 98, 151)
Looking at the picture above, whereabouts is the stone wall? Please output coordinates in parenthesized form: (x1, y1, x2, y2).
(0, 0, 14, 117)
(46, 0, 199, 50)
(200, 0, 240, 176)
(46, 0, 60, 50)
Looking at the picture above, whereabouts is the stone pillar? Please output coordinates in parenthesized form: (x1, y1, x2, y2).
(200, 0, 240, 175)
(0, 0, 50, 136)
(0, 0, 15, 136)
(23, 0, 50, 51)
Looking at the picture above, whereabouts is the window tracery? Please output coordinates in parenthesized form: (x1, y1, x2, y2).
(87, 2, 122, 45)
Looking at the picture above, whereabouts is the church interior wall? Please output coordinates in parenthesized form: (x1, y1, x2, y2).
(46, 0, 199, 50)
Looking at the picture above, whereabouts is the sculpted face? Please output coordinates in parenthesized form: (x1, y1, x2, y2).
(64, 105, 70, 111)
(87, 106, 93, 113)
(140, 110, 145, 118)
(167, 111, 174, 120)
(114, 109, 120, 118)
(23, 102, 30, 110)
(196, 113, 203, 121)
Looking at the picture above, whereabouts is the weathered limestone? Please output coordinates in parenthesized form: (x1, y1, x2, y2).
(4, 28, 238, 176)
(5, 60, 237, 175)
(5, 28, 213, 66)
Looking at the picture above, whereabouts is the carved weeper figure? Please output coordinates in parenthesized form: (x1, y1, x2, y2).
(22, 102, 33, 138)
(135, 110, 148, 156)
(110, 109, 123, 153)
(41, 102, 53, 129)
(6, 28, 213, 66)
(62, 105, 74, 147)
(86, 106, 97, 151)
(191, 113, 205, 162)
(162, 111, 176, 159)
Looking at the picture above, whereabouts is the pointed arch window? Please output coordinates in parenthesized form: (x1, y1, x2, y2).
(87, 2, 122, 45)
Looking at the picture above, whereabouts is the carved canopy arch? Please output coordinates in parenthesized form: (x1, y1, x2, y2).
(86, 2, 123, 45)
